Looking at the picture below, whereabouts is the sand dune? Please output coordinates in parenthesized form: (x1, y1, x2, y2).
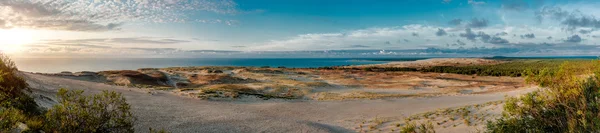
(23, 72, 535, 133)
(353, 58, 504, 68)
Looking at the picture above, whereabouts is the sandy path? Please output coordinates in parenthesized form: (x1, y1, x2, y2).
(23, 73, 534, 133)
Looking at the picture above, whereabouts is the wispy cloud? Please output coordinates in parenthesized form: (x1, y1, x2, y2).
(0, 0, 240, 31)
(40, 37, 191, 45)
(467, 0, 486, 6)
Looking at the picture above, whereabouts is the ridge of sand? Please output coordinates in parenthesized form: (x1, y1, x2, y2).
(352, 58, 504, 68)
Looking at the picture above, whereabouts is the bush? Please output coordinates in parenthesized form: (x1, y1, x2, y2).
(43, 89, 136, 133)
(0, 107, 27, 132)
(486, 61, 600, 132)
(0, 53, 39, 115)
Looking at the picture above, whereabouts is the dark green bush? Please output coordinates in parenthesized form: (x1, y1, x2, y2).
(44, 89, 136, 133)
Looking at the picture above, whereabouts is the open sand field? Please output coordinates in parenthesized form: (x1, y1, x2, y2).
(22, 58, 537, 133)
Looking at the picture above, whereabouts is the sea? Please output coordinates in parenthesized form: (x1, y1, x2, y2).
(15, 56, 599, 73)
(13, 58, 427, 73)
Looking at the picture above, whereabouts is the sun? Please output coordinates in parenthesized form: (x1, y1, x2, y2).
(0, 28, 35, 53)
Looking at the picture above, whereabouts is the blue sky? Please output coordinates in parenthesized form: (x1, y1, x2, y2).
(1, 0, 600, 58)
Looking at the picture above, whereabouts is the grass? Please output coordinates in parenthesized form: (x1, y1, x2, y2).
(312, 91, 438, 101)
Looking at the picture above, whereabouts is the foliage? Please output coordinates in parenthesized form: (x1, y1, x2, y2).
(486, 61, 600, 132)
(0, 53, 39, 115)
(43, 88, 136, 133)
(0, 107, 27, 132)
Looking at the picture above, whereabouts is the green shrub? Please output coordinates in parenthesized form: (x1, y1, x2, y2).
(0, 107, 27, 132)
(43, 88, 136, 133)
(486, 61, 600, 132)
(0, 53, 39, 115)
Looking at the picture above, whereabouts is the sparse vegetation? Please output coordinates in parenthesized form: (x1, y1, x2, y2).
(196, 84, 305, 100)
(313, 91, 442, 101)
(400, 122, 435, 133)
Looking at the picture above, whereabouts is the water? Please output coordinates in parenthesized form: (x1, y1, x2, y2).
(13, 58, 425, 73)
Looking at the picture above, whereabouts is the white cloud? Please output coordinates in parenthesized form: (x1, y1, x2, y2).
(247, 23, 598, 52)
(468, 0, 485, 5)
(0, 0, 240, 31)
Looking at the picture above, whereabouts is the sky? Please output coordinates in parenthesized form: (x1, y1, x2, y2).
(1, 0, 600, 58)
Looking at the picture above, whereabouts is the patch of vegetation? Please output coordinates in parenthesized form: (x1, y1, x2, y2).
(44, 89, 136, 133)
(197, 84, 301, 100)
(420, 60, 597, 77)
(486, 61, 600, 132)
(300, 81, 331, 87)
(399, 122, 435, 133)
(313, 91, 438, 100)
(0, 56, 39, 109)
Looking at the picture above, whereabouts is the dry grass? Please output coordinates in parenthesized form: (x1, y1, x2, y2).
(306, 69, 525, 93)
(311, 91, 439, 101)
(187, 74, 255, 85)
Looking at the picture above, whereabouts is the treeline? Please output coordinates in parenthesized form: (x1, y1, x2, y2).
(317, 59, 598, 77)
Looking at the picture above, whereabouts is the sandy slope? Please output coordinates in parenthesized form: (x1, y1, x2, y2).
(23, 73, 534, 133)
(352, 58, 504, 68)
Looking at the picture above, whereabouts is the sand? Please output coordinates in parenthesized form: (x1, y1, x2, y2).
(352, 58, 504, 68)
(23, 72, 536, 133)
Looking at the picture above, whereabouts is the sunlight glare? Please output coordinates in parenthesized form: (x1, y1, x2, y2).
(0, 28, 36, 53)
